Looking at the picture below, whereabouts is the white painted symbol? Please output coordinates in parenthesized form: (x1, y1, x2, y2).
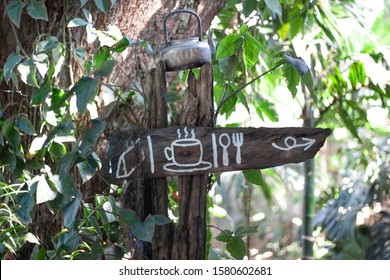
(147, 135, 154, 174)
(272, 136, 316, 151)
(116, 138, 145, 178)
(232, 132, 244, 164)
(212, 133, 218, 167)
(163, 127, 212, 173)
(218, 133, 231, 166)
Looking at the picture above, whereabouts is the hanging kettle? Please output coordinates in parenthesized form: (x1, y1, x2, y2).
(160, 10, 213, 72)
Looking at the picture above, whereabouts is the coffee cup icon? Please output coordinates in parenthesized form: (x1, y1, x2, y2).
(164, 138, 203, 166)
(163, 128, 212, 173)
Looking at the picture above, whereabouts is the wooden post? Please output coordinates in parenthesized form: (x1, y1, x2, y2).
(121, 61, 171, 259)
(143, 61, 172, 259)
(172, 63, 214, 259)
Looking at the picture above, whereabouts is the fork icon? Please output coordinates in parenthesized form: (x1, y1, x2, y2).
(232, 133, 244, 164)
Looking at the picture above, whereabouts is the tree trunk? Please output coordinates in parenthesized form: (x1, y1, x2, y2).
(172, 63, 214, 259)
(302, 96, 315, 260)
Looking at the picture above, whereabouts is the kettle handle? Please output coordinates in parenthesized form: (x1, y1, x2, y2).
(163, 10, 202, 47)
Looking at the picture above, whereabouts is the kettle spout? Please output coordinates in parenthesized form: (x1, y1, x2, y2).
(207, 30, 216, 60)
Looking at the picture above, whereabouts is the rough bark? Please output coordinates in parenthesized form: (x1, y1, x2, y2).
(101, 0, 226, 86)
(172, 63, 214, 259)
(144, 61, 172, 259)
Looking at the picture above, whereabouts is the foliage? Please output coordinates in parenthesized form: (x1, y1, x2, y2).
(313, 156, 390, 259)
(0, 0, 166, 259)
(207, 0, 390, 259)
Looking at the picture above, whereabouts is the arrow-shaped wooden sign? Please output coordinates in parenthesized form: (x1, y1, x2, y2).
(109, 126, 331, 179)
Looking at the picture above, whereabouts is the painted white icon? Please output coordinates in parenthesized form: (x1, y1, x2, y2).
(116, 138, 144, 178)
(272, 136, 316, 151)
(218, 133, 231, 166)
(163, 127, 212, 173)
(231, 132, 244, 164)
(147, 135, 155, 174)
(211, 133, 218, 167)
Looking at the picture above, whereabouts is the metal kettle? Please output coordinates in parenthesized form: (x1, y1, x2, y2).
(160, 10, 213, 72)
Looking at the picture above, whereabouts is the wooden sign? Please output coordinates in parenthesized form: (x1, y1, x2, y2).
(109, 126, 331, 179)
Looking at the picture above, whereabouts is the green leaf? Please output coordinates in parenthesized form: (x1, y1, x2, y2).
(226, 236, 246, 259)
(43, 120, 75, 150)
(16, 192, 34, 224)
(348, 64, 357, 89)
(110, 36, 132, 53)
(94, 0, 109, 13)
(48, 141, 67, 162)
(63, 191, 82, 229)
(215, 83, 238, 117)
(372, 11, 390, 45)
(76, 158, 98, 183)
(2, 118, 20, 148)
(264, 0, 282, 17)
(334, 67, 348, 89)
(216, 34, 242, 60)
(27, 1, 48, 21)
(16, 116, 36, 135)
(3, 53, 24, 83)
(235, 225, 258, 238)
(243, 169, 272, 202)
(290, 9, 304, 39)
(60, 152, 78, 178)
(93, 48, 110, 70)
(242, 34, 262, 71)
(50, 88, 67, 111)
(124, 214, 156, 243)
(215, 229, 233, 242)
(26, 233, 40, 245)
(302, 71, 316, 102)
(254, 99, 278, 122)
(153, 215, 171, 225)
(337, 104, 360, 141)
(67, 17, 89, 27)
(17, 59, 39, 87)
(36, 175, 57, 204)
(71, 76, 99, 113)
(96, 60, 116, 77)
(31, 246, 46, 260)
(61, 231, 80, 253)
(119, 209, 140, 225)
(59, 174, 79, 198)
(356, 63, 366, 85)
(131, 214, 155, 243)
(243, 169, 263, 186)
(282, 63, 300, 98)
(89, 216, 101, 234)
(77, 119, 106, 156)
(242, 1, 257, 17)
(237, 91, 250, 114)
(4, 1, 25, 28)
(31, 87, 50, 105)
(0, 148, 17, 171)
(80, 0, 88, 7)
(238, 24, 249, 35)
(315, 5, 342, 46)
